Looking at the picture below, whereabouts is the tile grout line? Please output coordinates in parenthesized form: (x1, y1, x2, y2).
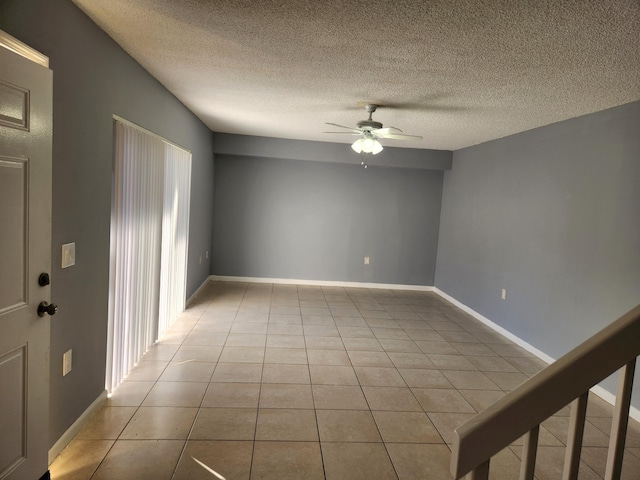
(168, 295, 238, 480)
(88, 307, 203, 479)
(346, 288, 401, 480)
(308, 284, 328, 480)
(62, 282, 639, 479)
(243, 281, 264, 480)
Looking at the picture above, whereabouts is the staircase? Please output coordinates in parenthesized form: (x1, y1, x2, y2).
(450, 304, 640, 480)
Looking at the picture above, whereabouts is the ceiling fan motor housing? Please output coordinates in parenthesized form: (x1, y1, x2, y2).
(358, 104, 382, 130)
(357, 119, 383, 130)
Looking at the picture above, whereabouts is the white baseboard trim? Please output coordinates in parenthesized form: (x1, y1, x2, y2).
(186, 276, 212, 307)
(433, 288, 555, 364)
(433, 288, 640, 423)
(591, 385, 640, 423)
(209, 275, 435, 292)
(197, 277, 640, 421)
(48, 389, 108, 465)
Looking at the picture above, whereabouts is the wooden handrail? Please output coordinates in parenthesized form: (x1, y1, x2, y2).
(450, 304, 640, 479)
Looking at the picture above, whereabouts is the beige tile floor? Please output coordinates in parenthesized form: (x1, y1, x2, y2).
(50, 281, 640, 479)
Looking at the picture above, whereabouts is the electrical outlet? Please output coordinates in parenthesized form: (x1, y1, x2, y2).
(501, 288, 507, 300)
(62, 349, 72, 376)
(364, 256, 370, 265)
(199, 256, 202, 265)
(205, 250, 209, 259)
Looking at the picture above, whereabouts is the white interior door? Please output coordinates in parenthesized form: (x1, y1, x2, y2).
(0, 42, 53, 480)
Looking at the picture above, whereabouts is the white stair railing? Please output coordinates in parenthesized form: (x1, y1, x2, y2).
(450, 304, 640, 480)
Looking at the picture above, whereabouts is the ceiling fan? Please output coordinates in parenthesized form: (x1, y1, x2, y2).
(324, 104, 422, 156)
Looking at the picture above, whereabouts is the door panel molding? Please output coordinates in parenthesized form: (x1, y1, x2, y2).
(0, 81, 29, 131)
(0, 345, 27, 478)
(0, 156, 29, 315)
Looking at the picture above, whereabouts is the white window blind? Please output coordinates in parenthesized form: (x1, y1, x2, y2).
(107, 119, 191, 393)
(159, 142, 191, 335)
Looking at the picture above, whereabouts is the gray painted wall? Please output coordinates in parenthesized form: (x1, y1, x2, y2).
(1, 0, 214, 446)
(435, 101, 640, 408)
(212, 154, 444, 285)
(2, 0, 637, 451)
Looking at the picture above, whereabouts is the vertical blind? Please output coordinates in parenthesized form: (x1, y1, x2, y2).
(107, 119, 191, 393)
(158, 143, 191, 335)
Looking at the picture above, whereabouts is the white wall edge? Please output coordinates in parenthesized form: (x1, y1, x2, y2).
(433, 288, 640, 423)
(48, 389, 108, 465)
(186, 276, 212, 307)
(209, 275, 435, 292)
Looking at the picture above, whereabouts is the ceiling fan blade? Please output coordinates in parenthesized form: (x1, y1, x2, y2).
(322, 131, 362, 135)
(373, 127, 403, 136)
(379, 133, 423, 140)
(325, 122, 360, 133)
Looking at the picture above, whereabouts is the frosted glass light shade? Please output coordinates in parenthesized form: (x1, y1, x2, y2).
(351, 137, 383, 155)
(370, 139, 383, 154)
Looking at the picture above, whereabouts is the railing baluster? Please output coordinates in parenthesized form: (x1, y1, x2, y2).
(562, 391, 589, 480)
(467, 460, 489, 480)
(604, 360, 636, 479)
(520, 425, 539, 480)
(450, 306, 640, 480)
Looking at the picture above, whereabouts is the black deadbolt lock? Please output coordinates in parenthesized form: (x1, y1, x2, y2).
(38, 273, 50, 286)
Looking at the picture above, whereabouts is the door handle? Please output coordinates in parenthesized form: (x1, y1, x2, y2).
(38, 301, 58, 317)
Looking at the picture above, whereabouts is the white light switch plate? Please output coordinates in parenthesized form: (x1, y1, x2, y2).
(62, 242, 75, 268)
(62, 349, 72, 376)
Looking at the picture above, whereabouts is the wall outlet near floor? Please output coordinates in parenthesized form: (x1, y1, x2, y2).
(205, 250, 209, 259)
(62, 349, 72, 376)
(364, 256, 370, 265)
(501, 288, 507, 300)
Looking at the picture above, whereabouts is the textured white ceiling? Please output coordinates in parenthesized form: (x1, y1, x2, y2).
(72, 0, 640, 151)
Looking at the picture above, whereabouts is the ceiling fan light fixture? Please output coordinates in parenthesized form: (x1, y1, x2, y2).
(351, 137, 383, 155)
(328, 103, 420, 159)
(370, 139, 383, 154)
